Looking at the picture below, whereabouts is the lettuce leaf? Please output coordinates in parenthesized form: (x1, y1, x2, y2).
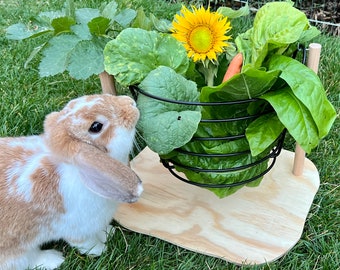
(266, 55, 337, 139)
(235, 1, 320, 69)
(137, 66, 201, 155)
(200, 67, 280, 102)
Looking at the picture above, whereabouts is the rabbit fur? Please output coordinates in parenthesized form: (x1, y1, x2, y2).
(0, 94, 143, 270)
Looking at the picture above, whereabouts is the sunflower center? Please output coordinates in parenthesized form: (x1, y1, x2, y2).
(189, 26, 213, 53)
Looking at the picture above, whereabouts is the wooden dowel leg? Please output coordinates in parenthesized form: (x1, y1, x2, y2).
(292, 43, 322, 176)
(99, 71, 117, 95)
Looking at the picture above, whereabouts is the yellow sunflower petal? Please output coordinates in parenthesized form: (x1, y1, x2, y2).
(171, 5, 232, 63)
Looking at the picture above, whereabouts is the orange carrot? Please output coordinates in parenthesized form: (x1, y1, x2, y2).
(222, 53, 243, 82)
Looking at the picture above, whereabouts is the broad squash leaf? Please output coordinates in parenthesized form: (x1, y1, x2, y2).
(51, 17, 76, 35)
(39, 35, 80, 77)
(75, 8, 100, 25)
(67, 40, 104, 79)
(137, 66, 201, 155)
(6, 23, 52, 40)
(88, 17, 110, 36)
(104, 28, 189, 86)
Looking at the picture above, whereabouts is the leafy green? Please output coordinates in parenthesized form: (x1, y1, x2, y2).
(5, 0, 152, 79)
(88, 17, 111, 36)
(266, 55, 337, 139)
(200, 68, 280, 101)
(235, 1, 320, 69)
(39, 35, 81, 77)
(113, 8, 137, 27)
(217, 3, 250, 19)
(260, 87, 319, 153)
(67, 39, 105, 79)
(6, 23, 53, 40)
(104, 28, 189, 86)
(51, 16, 76, 35)
(137, 66, 201, 155)
(246, 113, 285, 156)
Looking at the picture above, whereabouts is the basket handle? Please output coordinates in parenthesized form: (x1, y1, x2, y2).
(292, 43, 322, 176)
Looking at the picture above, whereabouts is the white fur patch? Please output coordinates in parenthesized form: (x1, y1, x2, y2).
(107, 126, 135, 164)
(5, 137, 46, 202)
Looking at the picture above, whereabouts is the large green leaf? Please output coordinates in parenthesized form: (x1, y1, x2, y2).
(67, 40, 104, 79)
(75, 8, 100, 25)
(103, 28, 189, 86)
(101, 1, 118, 21)
(39, 35, 80, 77)
(113, 9, 137, 27)
(137, 66, 201, 155)
(267, 55, 337, 139)
(217, 3, 250, 19)
(88, 16, 110, 36)
(250, 1, 309, 67)
(5, 23, 52, 40)
(51, 16, 76, 35)
(246, 112, 285, 156)
(261, 87, 319, 153)
(235, 2, 315, 68)
(200, 68, 280, 102)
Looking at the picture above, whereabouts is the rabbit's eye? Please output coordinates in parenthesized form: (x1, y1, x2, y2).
(89, 121, 103, 133)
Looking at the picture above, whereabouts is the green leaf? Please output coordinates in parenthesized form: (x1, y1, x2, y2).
(137, 66, 201, 155)
(102, 1, 118, 20)
(67, 39, 105, 79)
(267, 55, 337, 139)
(88, 17, 110, 36)
(260, 87, 319, 153)
(131, 7, 153, 30)
(104, 28, 189, 86)
(237, 2, 314, 68)
(246, 112, 285, 156)
(51, 16, 76, 35)
(200, 68, 280, 102)
(217, 3, 250, 19)
(39, 10, 65, 20)
(71, 24, 92, 40)
(114, 9, 137, 27)
(150, 13, 171, 32)
(39, 35, 80, 77)
(6, 23, 52, 40)
(75, 8, 100, 25)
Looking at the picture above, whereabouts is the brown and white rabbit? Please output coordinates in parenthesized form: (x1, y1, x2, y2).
(0, 94, 143, 270)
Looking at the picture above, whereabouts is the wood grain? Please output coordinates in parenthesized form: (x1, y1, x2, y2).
(114, 147, 319, 265)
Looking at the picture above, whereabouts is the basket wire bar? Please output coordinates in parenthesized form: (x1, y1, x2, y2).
(130, 85, 286, 189)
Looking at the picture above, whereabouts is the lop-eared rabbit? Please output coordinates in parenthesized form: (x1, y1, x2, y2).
(0, 94, 143, 269)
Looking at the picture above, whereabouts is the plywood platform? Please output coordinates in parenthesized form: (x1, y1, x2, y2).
(114, 147, 319, 265)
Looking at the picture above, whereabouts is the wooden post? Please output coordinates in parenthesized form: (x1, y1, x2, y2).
(292, 43, 322, 176)
(99, 71, 116, 95)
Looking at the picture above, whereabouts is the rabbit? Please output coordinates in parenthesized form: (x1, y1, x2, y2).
(0, 94, 143, 270)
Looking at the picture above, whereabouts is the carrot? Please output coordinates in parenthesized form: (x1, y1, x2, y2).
(222, 53, 243, 82)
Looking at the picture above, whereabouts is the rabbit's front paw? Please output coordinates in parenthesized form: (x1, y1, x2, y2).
(29, 249, 65, 270)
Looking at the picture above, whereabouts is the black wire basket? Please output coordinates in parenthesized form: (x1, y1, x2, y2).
(130, 85, 286, 196)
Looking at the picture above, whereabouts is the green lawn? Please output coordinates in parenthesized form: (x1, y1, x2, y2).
(0, 0, 339, 269)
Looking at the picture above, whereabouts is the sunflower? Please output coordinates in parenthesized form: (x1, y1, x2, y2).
(171, 6, 232, 63)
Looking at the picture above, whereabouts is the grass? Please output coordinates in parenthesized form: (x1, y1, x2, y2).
(1, 0, 339, 269)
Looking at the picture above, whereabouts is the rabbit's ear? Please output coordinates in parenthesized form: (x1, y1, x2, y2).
(74, 143, 142, 203)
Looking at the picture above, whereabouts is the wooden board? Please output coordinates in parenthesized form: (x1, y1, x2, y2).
(114, 147, 320, 265)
